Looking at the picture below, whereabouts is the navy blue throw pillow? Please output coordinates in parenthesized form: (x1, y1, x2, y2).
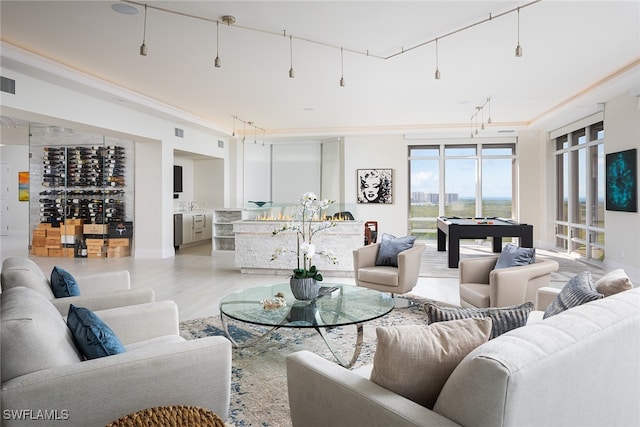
(50, 266, 81, 298)
(375, 233, 416, 267)
(67, 304, 126, 360)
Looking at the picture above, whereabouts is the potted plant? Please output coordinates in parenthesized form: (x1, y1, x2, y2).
(271, 192, 337, 299)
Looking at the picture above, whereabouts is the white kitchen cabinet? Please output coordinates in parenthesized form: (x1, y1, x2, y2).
(180, 211, 212, 245)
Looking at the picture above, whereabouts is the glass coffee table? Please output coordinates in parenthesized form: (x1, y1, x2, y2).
(219, 283, 394, 367)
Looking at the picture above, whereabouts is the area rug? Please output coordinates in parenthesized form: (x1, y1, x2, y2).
(179, 295, 438, 427)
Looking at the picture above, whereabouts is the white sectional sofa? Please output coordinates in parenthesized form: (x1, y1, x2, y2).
(286, 287, 640, 427)
(0, 257, 154, 315)
(1, 285, 232, 426)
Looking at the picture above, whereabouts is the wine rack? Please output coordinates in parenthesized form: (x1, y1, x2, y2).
(39, 145, 127, 224)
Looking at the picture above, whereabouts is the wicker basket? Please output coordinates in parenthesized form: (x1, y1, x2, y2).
(106, 405, 225, 427)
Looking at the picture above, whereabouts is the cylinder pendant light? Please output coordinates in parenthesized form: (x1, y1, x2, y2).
(289, 35, 295, 78)
(339, 47, 345, 87)
(215, 20, 221, 68)
(515, 7, 523, 57)
(434, 38, 441, 80)
(139, 4, 148, 56)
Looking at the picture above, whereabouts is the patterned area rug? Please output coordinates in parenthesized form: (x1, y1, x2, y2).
(180, 295, 438, 427)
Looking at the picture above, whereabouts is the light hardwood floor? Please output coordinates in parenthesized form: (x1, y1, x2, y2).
(0, 236, 460, 321)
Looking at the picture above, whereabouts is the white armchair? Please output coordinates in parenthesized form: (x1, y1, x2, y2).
(459, 255, 559, 308)
(0, 257, 154, 315)
(353, 242, 426, 295)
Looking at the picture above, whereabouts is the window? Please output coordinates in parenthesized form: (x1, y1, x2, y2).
(554, 121, 604, 262)
(409, 142, 516, 240)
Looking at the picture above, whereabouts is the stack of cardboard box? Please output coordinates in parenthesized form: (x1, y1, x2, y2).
(30, 223, 50, 257)
(30, 221, 132, 258)
(107, 238, 130, 258)
(61, 219, 84, 258)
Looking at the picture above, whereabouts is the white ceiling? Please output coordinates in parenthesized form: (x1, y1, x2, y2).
(1, 1, 639, 140)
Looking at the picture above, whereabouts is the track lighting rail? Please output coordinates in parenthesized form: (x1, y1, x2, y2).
(121, 0, 540, 61)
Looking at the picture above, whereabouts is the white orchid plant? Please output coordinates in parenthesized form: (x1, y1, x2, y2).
(271, 192, 338, 281)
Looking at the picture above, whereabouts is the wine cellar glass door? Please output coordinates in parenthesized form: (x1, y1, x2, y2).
(29, 124, 134, 259)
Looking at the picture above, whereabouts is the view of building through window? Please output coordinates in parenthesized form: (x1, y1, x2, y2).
(409, 142, 516, 240)
(555, 121, 605, 262)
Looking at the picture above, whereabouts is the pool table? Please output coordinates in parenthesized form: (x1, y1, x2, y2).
(437, 217, 533, 268)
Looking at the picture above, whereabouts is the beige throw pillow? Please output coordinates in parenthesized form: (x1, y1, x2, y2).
(370, 317, 492, 409)
(595, 269, 633, 297)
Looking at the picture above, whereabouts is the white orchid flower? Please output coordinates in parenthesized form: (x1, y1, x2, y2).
(302, 192, 318, 202)
(300, 241, 315, 259)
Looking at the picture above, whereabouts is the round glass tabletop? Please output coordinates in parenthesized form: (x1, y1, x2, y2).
(219, 283, 394, 329)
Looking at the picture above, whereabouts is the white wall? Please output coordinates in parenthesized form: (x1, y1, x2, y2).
(243, 142, 271, 204)
(321, 138, 343, 201)
(0, 135, 30, 236)
(194, 158, 224, 208)
(343, 135, 409, 238)
(602, 94, 640, 281)
(272, 143, 321, 203)
(518, 130, 554, 247)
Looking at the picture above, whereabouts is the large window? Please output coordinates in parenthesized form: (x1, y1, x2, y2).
(554, 121, 605, 262)
(409, 142, 516, 240)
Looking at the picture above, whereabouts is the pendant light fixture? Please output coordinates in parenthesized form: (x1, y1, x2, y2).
(139, 3, 148, 56)
(339, 47, 345, 87)
(515, 7, 523, 57)
(232, 115, 236, 137)
(434, 38, 441, 80)
(242, 120, 246, 143)
(289, 35, 295, 78)
(487, 97, 492, 124)
(214, 20, 221, 68)
(475, 108, 479, 135)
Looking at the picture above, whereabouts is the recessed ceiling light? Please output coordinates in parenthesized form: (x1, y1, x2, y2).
(111, 3, 139, 15)
(302, 107, 315, 111)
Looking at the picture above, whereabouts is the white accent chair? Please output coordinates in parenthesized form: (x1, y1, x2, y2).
(0, 257, 154, 315)
(353, 242, 426, 295)
(458, 255, 559, 308)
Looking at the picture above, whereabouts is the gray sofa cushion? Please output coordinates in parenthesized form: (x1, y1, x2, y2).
(1, 286, 81, 382)
(1, 257, 55, 298)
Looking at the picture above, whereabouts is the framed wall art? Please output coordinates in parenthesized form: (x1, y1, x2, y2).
(605, 148, 637, 212)
(357, 168, 392, 204)
(18, 171, 29, 202)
